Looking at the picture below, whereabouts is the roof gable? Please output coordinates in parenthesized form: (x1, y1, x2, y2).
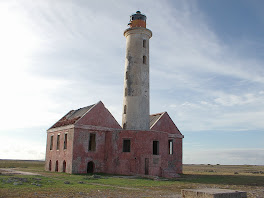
(49, 104, 95, 129)
(150, 112, 182, 136)
(150, 112, 164, 128)
(49, 101, 121, 130)
(75, 101, 122, 129)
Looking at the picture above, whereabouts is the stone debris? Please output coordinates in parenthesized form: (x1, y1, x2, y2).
(182, 188, 247, 198)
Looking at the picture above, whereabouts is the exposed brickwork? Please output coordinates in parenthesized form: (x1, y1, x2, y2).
(45, 12, 183, 179)
(45, 102, 183, 178)
(51, 116, 80, 129)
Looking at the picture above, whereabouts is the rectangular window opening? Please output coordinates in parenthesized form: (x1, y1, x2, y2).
(123, 139, 130, 152)
(125, 88, 128, 96)
(64, 134, 68, 149)
(56, 134, 60, 150)
(50, 136, 53, 150)
(143, 56, 147, 64)
(143, 40, 146, 48)
(88, 133, 96, 151)
(153, 141, 159, 155)
(169, 140, 173, 155)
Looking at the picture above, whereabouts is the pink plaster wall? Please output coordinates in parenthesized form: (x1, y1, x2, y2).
(76, 101, 122, 129)
(45, 103, 183, 178)
(45, 128, 74, 173)
(151, 112, 182, 136)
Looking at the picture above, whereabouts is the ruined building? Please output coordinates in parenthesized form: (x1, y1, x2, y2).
(45, 11, 184, 178)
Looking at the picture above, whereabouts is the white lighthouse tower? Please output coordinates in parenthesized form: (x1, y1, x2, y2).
(122, 11, 152, 130)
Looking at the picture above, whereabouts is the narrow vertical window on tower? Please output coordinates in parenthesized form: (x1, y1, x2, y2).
(126, 71, 128, 80)
(143, 39, 146, 48)
(50, 135, 53, 150)
(124, 105, 127, 114)
(168, 140, 173, 155)
(125, 88, 128, 96)
(56, 134, 60, 150)
(143, 56, 147, 64)
(123, 123, 126, 129)
(64, 133, 68, 149)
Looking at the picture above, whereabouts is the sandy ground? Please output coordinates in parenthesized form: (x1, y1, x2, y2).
(0, 168, 41, 175)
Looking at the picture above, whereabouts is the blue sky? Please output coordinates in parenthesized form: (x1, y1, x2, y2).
(0, 0, 263, 165)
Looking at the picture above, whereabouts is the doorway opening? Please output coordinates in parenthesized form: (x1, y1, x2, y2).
(63, 160, 66, 172)
(87, 161, 94, 173)
(49, 160, 52, 171)
(55, 160, 58, 172)
(145, 158, 149, 175)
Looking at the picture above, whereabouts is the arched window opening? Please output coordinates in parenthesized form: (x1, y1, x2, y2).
(49, 160, 52, 171)
(87, 161, 94, 173)
(63, 160, 66, 172)
(143, 56, 147, 64)
(55, 160, 58, 172)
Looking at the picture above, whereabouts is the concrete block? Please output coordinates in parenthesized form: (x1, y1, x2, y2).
(181, 188, 247, 198)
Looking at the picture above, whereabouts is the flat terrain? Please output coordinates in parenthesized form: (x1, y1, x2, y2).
(0, 160, 263, 197)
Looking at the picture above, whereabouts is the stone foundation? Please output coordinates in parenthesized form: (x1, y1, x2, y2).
(181, 188, 247, 198)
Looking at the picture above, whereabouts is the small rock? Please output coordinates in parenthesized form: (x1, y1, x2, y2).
(92, 175, 101, 178)
(153, 176, 160, 181)
(6, 179, 12, 184)
(64, 181, 70, 184)
(78, 181, 84, 184)
(13, 182, 22, 185)
(234, 172, 239, 174)
(36, 184, 42, 187)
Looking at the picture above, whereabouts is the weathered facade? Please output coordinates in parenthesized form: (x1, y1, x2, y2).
(45, 11, 184, 178)
(122, 11, 152, 130)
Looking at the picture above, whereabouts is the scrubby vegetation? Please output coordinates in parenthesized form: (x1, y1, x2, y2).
(0, 160, 263, 197)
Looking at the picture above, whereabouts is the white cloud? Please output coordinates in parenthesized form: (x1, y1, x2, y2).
(0, 0, 263, 163)
(214, 92, 264, 106)
(168, 90, 264, 131)
(184, 148, 264, 165)
(0, 136, 45, 160)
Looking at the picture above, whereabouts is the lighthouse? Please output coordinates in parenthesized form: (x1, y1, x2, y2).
(122, 11, 152, 130)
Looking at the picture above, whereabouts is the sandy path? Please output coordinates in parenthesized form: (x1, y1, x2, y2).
(0, 168, 41, 175)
